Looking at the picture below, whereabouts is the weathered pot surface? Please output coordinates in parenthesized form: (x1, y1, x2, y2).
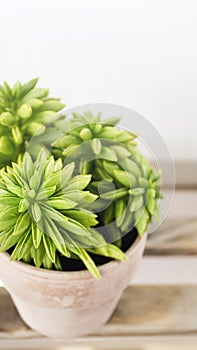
(0, 233, 147, 339)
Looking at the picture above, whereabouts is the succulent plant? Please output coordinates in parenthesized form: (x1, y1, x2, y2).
(0, 78, 65, 168)
(53, 112, 161, 244)
(0, 150, 126, 279)
(0, 79, 162, 278)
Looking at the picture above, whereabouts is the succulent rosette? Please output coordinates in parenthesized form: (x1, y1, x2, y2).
(53, 112, 161, 243)
(0, 150, 126, 279)
(0, 78, 65, 168)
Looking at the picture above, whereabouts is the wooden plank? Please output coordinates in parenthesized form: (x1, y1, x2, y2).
(133, 257, 197, 285)
(0, 285, 197, 342)
(0, 288, 34, 338)
(171, 162, 197, 189)
(98, 285, 197, 336)
(155, 161, 197, 189)
(146, 217, 197, 255)
(145, 190, 197, 256)
(2, 336, 197, 350)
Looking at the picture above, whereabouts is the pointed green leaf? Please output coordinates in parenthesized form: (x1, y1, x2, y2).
(112, 145, 131, 159)
(0, 229, 21, 252)
(135, 208, 149, 236)
(19, 78, 39, 98)
(130, 195, 144, 212)
(71, 247, 100, 280)
(13, 211, 31, 235)
(138, 177, 149, 187)
(120, 207, 134, 233)
(63, 209, 98, 228)
(21, 88, 49, 103)
(147, 189, 156, 215)
(100, 146, 118, 162)
(43, 234, 56, 263)
(54, 134, 78, 148)
(32, 222, 42, 248)
(103, 203, 114, 225)
(18, 199, 29, 213)
(17, 104, 32, 119)
(129, 187, 145, 196)
(88, 244, 127, 261)
(27, 98, 43, 109)
(31, 202, 42, 222)
(0, 196, 20, 206)
(41, 204, 69, 223)
(43, 171, 60, 188)
(36, 186, 56, 200)
(120, 158, 141, 177)
(65, 175, 91, 191)
(34, 111, 57, 123)
(29, 170, 41, 191)
(115, 199, 126, 227)
(0, 136, 14, 155)
(113, 170, 136, 188)
(91, 138, 102, 155)
(38, 101, 65, 112)
(101, 188, 128, 200)
(32, 241, 46, 268)
(11, 232, 33, 261)
(80, 127, 92, 141)
(49, 198, 77, 210)
(12, 126, 23, 145)
(0, 205, 18, 221)
(0, 112, 15, 126)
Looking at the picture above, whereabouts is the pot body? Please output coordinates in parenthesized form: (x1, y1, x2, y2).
(0, 234, 146, 338)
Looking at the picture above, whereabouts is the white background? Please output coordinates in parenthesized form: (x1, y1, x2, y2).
(0, 0, 197, 161)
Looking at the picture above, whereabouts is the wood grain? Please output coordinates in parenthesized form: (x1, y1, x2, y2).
(154, 161, 197, 189)
(145, 190, 197, 256)
(145, 217, 197, 255)
(170, 162, 197, 189)
(0, 285, 197, 340)
(0, 289, 34, 338)
(99, 285, 197, 336)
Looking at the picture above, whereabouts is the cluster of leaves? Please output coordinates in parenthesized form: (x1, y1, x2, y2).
(0, 79, 162, 278)
(53, 112, 161, 243)
(0, 78, 65, 168)
(0, 151, 126, 279)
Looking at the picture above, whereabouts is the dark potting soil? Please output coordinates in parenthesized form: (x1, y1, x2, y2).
(59, 228, 138, 272)
(7, 228, 138, 272)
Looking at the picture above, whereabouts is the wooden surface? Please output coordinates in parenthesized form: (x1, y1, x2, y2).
(146, 216, 197, 255)
(145, 189, 197, 256)
(172, 162, 197, 189)
(161, 161, 197, 189)
(0, 285, 197, 348)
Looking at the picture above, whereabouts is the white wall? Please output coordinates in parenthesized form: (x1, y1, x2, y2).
(0, 0, 197, 161)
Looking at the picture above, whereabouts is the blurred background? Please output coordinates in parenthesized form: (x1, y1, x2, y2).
(0, 0, 197, 162)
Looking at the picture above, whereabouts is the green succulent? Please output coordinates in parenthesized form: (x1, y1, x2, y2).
(53, 112, 161, 243)
(53, 112, 137, 159)
(0, 79, 162, 279)
(0, 78, 65, 168)
(0, 150, 126, 279)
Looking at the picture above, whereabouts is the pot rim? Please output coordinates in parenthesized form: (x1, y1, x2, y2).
(0, 233, 147, 280)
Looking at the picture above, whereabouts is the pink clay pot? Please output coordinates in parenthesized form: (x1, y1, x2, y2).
(0, 233, 147, 339)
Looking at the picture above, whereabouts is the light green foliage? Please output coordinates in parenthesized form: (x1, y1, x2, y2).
(0, 81, 162, 278)
(0, 150, 128, 279)
(0, 78, 65, 168)
(53, 112, 161, 239)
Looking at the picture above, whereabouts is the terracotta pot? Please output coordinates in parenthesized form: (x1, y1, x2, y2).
(0, 233, 147, 339)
